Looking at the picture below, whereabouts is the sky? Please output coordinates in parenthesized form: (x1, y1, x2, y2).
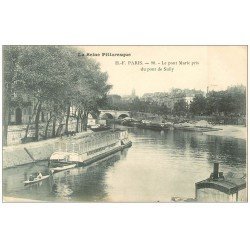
(78, 46, 247, 96)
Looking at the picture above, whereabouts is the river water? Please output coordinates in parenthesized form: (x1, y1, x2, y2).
(3, 126, 246, 202)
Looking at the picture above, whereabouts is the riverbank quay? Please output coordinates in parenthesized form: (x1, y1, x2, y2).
(3, 131, 93, 168)
(121, 118, 246, 140)
(6, 119, 80, 146)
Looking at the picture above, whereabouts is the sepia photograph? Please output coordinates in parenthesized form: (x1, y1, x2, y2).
(2, 45, 247, 202)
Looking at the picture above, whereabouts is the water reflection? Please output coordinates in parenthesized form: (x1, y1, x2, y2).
(51, 153, 123, 201)
(3, 127, 246, 202)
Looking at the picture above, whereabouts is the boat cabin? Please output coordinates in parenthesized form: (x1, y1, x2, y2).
(195, 163, 246, 202)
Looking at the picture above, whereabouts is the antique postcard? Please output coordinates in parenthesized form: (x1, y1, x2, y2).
(2, 45, 247, 202)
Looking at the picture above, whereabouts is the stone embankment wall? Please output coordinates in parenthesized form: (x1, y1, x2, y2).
(3, 131, 94, 168)
(3, 138, 60, 168)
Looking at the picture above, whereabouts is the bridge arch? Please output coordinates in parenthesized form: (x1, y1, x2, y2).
(100, 113, 114, 119)
(117, 113, 129, 119)
(99, 110, 131, 119)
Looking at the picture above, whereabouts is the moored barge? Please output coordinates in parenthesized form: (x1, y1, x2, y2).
(49, 129, 132, 168)
(195, 163, 246, 202)
(137, 120, 173, 131)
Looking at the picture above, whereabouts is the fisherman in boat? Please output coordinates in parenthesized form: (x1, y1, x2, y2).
(37, 172, 43, 179)
(29, 175, 34, 181)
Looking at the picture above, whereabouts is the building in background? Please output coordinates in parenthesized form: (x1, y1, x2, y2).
(122, 88, 137, 102)
(9, 93, 36, 125)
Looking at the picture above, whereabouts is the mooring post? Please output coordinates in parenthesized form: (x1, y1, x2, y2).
(213, 162, 219, 180)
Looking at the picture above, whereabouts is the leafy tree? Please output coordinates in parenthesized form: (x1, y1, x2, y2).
(2, 46, 23, 145)
(226, 85, 246, 115)
(206, 86, 246, 116)
(73, 59, 111, 131)
(173, 99, 188, 116)
(190, 94, 207, 115)
(17, 46, 72, 140)
(3, 45, 111, 144)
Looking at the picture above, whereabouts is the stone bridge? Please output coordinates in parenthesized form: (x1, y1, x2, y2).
(99, 110, 131, 119)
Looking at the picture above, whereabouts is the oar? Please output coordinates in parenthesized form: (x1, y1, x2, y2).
(24, 147, 52, 173)
(24, 147, 43, 172)
(24, 147, 36, 163)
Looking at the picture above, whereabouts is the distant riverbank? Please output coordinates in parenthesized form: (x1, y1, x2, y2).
(204, 125, 246, 140)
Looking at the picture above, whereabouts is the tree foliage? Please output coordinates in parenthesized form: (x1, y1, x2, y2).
(3, 46, 111, 145)
(173, 99, 188, 116)
(190, 94, 207, 115)
(104, 86, 246, 119)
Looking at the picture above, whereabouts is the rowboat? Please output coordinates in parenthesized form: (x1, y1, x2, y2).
(50, 163, 77, 173)
(23, 175, 50, 185)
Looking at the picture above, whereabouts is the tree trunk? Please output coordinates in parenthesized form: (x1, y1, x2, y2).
(44, 113, 52, 139)
(24, 101, 39, 140)
(52, 118, 56, 137)
(82, 112, 88, 131)
(77, 109, 83, 132)
(2, 56, 12, 146)
(3, 88, 10, 146)
(80, 115, 84, 132)
(81, 119, 84, 131)
(76, 113, 80, 133)
(3, 47, 17, 146)
(24, 117, 31, 141)
(65, 103, 71, 133)
(56, 121, 63, 137)
(34, 103, 42, 141)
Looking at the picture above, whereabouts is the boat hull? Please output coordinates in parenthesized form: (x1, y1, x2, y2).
(90, 126, 111, 132)
(81, 141, 132, 167)
(50, 164, 77, 173)
(177, 126, 222, 132)
(137, 124, 163, 131)
(23, 175, 50, 185)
